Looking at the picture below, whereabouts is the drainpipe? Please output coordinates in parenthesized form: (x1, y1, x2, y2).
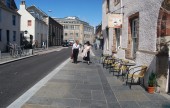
(120, 0, 123, 48)
(166, 55, 170, 93)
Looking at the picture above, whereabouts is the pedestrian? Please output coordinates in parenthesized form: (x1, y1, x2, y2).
(82, 41, 92, 65)
(72, 40, 80, 64)
(94, 42, 97, 50)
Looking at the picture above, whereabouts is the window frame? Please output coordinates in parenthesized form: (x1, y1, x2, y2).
(0, 8, 1, 22)
(0, 29, 2, 41)
(13, 31, 16, 41)
(131, 17, 139, 58)
(28, 20, 32, 26)
(76, 33, 79, 37)
(126, 12, 139, 59)
(65, 33, 67, 36)
(115, 28, 121, 49)
(6, 0, 11, 8)
(106, 0, 110, 13)
(114, 0, 120, 6)
(12, 15, 16, 26)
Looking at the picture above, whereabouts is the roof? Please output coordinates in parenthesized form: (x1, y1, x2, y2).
(27, 5, 48, 17)
(0, 0, 20, 15)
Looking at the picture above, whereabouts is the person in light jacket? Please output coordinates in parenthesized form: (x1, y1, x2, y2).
(82, 41, 91, 65)
(72, 40, 80, 64)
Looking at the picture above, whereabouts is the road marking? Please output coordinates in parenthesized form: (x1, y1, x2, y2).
(7, 58, 70, 108)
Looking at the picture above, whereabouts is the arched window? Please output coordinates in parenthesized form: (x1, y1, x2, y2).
(157, 0, 170, 53)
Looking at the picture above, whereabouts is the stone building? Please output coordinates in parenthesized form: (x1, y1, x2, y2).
(0, 0, 21, 52)
(46, 17, 63, 47)
(102, 0, 170, 93)
(54, 17, 94, 45)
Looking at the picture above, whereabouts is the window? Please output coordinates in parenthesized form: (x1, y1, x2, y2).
(106, 27, 109, 50)
(6, 0, 11, 8)
(131, 18, 139, 58)
(71, 25, 74, 30)
(64, 25, 68, 29)
(65, 33, 67, 36)
(12, 15, 16, 26)
(0, 29, 1, 41)
(115, 28, 120, 49)
(76, 33, 79, 37)
(75, 25, 79, 30)
(28, 20, 32, 26)
(70, 33, 73, 36)
(13, 31, 16, 41)
(126, 13, 139, 59)
(106, 0, 110, 13)
(114, 0, 120, 6)
(0, 8, 1, 22)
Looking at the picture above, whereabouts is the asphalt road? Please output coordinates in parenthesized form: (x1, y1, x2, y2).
(0, 47, 71, 107)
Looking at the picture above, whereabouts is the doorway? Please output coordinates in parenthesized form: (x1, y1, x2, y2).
(156, 0, 170, 93)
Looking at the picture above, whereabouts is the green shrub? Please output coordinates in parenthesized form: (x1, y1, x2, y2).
(148, 72, 157, 87)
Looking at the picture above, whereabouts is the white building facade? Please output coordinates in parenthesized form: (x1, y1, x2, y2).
(18, 1, 48, 48)
(0, 0, 20, 52)
(102, 0, 170, 93)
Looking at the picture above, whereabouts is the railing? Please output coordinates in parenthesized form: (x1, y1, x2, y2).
(8, 43, 33, 58)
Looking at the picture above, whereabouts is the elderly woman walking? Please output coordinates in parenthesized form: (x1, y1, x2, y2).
(72, 40, 80, 64)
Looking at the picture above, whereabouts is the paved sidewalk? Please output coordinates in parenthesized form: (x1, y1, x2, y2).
(8, 48, 170, 108)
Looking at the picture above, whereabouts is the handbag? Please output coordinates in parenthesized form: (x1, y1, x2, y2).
(83, 56, 87, 61)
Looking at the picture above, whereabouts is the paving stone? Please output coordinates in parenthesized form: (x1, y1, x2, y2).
(49, 79, 84, 84)
(51, 98, 80, 108)
(92, 90, 105, 101)
(26, 96, 54, 105)
(137, 100, 170, 108)
(90, 100, 107, 108)
(22, 104, 64, 108)
(76, 84, 103, 90)
(70, 89, 92, 100)
(104, 90, 118, 103)
(111, 85, 132, 92)
(107, 102, 121, 108)
(33, 88, 73, 98)
(102, 83, 112, 91)
(79, 99, 92, 108)
(144, 92, 168, 101)
(114, 90, 150, 101)
(119, 101, 140, 108)
(83, 79, 102, 85)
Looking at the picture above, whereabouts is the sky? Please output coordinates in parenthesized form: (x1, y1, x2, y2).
(15, 0, 102, 27)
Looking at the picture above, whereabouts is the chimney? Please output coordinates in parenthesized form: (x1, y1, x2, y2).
(21, 0, 25, 5)
(20, 0, 26, 10)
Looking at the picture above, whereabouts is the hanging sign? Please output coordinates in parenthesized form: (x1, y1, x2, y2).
(108, 13, 123, 28)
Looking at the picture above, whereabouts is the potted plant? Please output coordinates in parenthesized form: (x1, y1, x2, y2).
(148, 72, 157, 94)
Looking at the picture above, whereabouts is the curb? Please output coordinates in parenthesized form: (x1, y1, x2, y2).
(0, 47, 66, 65)
(0, 54, 38, 65)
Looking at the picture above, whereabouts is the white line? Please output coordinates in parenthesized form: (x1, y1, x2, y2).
(7, 58, 70, 108)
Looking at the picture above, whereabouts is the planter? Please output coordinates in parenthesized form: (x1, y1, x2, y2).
(148, 86, 155, 94)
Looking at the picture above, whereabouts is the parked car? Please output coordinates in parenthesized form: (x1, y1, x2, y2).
(68, 42, 73, 46)
(62, 41, 69, 47)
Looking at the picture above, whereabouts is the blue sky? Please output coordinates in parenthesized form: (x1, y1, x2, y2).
(15, 0, 102, 27)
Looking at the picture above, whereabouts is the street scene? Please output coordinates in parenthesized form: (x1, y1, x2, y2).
(0, 0, 170, 108)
